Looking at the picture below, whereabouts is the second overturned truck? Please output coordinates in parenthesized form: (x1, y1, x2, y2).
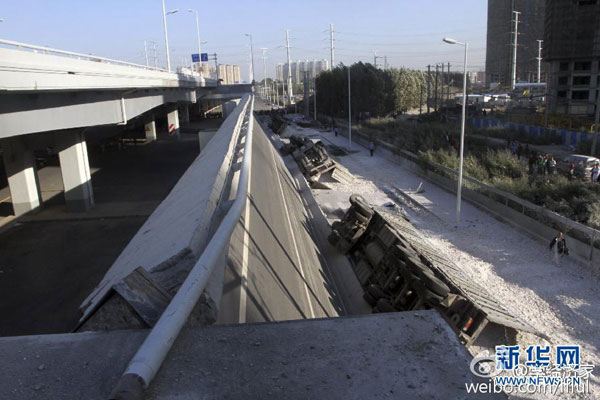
(328, 194, 542, 347)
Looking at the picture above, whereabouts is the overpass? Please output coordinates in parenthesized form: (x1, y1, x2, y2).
(0, 94, 498, 399)
(0, 39, 251, 215)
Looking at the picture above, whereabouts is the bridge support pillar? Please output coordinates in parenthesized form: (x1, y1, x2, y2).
(222, 100, 240, 119)
(167, 109, 180, 136)
(57, 130, 94, 212)
(1, 136, 42, 216)
(179, 105, 190, 126)
(144, 120, 157, 142)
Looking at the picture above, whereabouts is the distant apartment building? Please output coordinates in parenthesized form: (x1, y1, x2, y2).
(277, 59, 329, 84)
(485, 0, 546, 88)
(468, 71, 486, 87)
(544, 0, 600, 115)
(233, 65, 241, 83)
(214, 64, 241, 84)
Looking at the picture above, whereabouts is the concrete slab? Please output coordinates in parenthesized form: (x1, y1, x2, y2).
(0, 312, 501, 400)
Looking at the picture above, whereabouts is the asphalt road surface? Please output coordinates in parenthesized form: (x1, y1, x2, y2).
(218, 118, 342, 323)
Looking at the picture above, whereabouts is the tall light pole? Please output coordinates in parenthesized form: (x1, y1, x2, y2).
(443, 37, 468, 225)
(245, 34, 255, 84)
(187, 9, 202, 59)
(285, 29, 294, 104)
(261, 48, 268, 99)
(348, 66, 352, 148)
(161, 1, 178, 72)
(511, 11, 521, 90)
(536, 39, 543, 83)
(330, 24, 335, 68)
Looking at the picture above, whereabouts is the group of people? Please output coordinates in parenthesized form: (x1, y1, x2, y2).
(508, 140, 526, 160)
(527, 152, 557, 176)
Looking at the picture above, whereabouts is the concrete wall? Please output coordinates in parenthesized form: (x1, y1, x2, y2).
(469, 118, 587, 146)
(79, 94, 251, 321)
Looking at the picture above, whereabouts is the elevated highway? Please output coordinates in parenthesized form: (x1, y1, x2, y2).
(0, 39, 251, 216)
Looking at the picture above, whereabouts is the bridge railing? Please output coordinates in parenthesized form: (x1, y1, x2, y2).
(0, 38, 169, 72)
(109, 94, 255, 399)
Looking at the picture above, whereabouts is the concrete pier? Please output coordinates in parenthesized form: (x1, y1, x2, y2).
(1, 136, 42, 216)
(57, 130, 94, 212)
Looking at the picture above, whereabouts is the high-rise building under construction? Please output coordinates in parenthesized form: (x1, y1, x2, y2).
(485, 0, 546, 88)
(544, 0, 600, 115)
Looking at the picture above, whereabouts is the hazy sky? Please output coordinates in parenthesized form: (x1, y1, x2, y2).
(1, 1, 487, 80)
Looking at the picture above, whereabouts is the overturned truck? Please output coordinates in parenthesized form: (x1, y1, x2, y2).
(329, 194, 542, 346)
(281, 134, 353, 186)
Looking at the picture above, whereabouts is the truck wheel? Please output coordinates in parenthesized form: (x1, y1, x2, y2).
(367, 284, 387, 300)
(349, 194, 373, 217)
(352, 211, 370, 224)
(327, 231, 340, 246)
(375, 298, 396, 313)
(422, 276, 450, 297)
(421, 289, 445, 306)
(363, 292, 377, 307)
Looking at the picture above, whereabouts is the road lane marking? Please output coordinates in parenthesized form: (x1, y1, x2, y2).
(268, 138, 316, 319)
(238, 136, 252, 324)
(0, 195, 11, 203)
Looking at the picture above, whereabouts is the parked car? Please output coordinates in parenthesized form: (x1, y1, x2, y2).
(557, 154, 600, 181)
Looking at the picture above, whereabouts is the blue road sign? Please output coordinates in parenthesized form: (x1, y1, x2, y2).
(201, 53, 209, 62)
(191, 54, 200, 62)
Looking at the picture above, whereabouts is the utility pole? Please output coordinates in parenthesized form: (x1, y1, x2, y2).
(447, 62, 451, 101)
(511, 10, 521, 90)
(212, 53, 219, 83)
(148, 41, 158, 69)
(330, 24, 335, 69)
(434, 64, 439, 112)
(144, 41, 149, 67)
(348, 66, 352, 148)
(419, 85, 423, 115)
(373, 52, 384, 69)
(427, 65, 431, 113)
(261, 48, 268, 99)
(285, 29, 294, 104)
(536, 40, 543, 83)
(313, 76, 317, 120)
(441, 63, 445, 110)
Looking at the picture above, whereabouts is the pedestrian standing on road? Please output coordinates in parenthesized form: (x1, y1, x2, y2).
(537, 154, 546, 175)
(568, 161, 576, 180)
(592, 163, 600, 183)
(548, 156, 557, 175)
(528, 153, 535, 175)
(511, 142, 518, 156)
(549, 231, 569, 265)
(334, 126, 339, 137)
(369, 141, 375, 157)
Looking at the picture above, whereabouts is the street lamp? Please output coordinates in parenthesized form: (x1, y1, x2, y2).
(161, 0, 178, 72)
(443, 37, 468, 225)
(245, 33, 255, 84)
(186, 9, 202, 59)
